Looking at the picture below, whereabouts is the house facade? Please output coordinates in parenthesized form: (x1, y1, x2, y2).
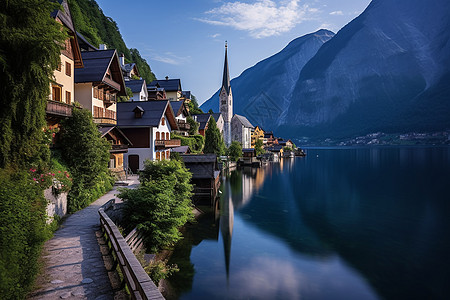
(251, 126, 264, 148)
(117, 101, 180, 173)
(170, 100, 191, 135)
(192, 114, 211, 137)
(148, 77, 182, 101)
(231, 114, 254, 149)
(47, 0, 83, 128)
(126, 79, 148, 101)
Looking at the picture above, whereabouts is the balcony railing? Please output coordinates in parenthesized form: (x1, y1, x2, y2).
(93, 117, 117, 125)
(46, 100, 73, 117)
(111, 144, 128, 152)
(155, 139, 181, 148)
(177, 121, 191, 130)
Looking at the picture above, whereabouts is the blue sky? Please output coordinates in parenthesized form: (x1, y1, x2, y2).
(96, 0, 371, 104)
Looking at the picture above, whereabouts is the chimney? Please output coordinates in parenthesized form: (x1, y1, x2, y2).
(165, 76, 169, 80)
(119, 53, 125, 66)
(99, 44, 107, 50)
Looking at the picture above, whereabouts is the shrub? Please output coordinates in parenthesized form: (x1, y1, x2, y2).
(171, 133, 204, 154)
(0, 168, 49, 299)
(120, 160, 194, 253)
(204, 117, 225, 156)
(227, 141, 242, 162)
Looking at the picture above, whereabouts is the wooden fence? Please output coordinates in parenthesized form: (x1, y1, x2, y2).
(99, 200, 164, 300)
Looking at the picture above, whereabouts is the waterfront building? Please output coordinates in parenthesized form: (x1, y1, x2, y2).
(117, 100, 180, 172)
(251, 126, 265, 148)
(219, 42, 233, 147)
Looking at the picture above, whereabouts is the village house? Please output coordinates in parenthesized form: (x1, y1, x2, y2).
(46, 0, 83, 129)
(263, 131, 276, 147)
(117, 100, 180, 173)
(147, 83, 167, 100)
(148, 77, 182, 101)
(180, 90, 192, 103)
(192, 114, 211, 137)
(74, 48, 130, 172)
(170, 100, 191, 135)
(119, 53, 140, 81)
(231, 114, 254, 149)
(251, 126, 265, 148)
(125, 79, 148, 101)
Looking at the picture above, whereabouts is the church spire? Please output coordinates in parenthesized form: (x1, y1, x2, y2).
(222, 41, 231, 95)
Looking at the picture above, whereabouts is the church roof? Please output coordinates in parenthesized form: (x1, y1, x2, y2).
(233, 114, 254, 128)
(221, 43, 231, 95)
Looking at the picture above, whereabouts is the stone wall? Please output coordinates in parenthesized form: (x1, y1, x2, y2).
(44, 187, 68, 223)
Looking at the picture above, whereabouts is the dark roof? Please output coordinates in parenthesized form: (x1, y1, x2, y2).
(182, 91, 191, 99)
(75, 49, 115, 82)
(191, 114, 211, 130)
(181, 154, 218, 178)
(125, 80, 146, 93)
(77, 31, 98, 51)
(221, 44, 231, 95)
(170, 100, 184, 116)
(98, 126, 132, 145)
(233, 114, 254, 128)
(148, 79, 181, 92)
(171, 146, 190, 153)
(51, 0, 75, 33)
(117, 100, 178, 129)
(181, 154, 217, 163)
(242, 148, 256, 152)
(210, 113, 222, 122)
(122, 63, 137, 73)
(267, 145, 283, 152)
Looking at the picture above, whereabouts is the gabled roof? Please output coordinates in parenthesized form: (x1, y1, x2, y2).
(117, 100, 178, 129)
(170, 100, 188, 117)
(232, 114, 254, 128)
(181, 154, 217, 163)
(75, 49, 126, 95)
(171, 146, 190, 154)
(181, 91, 191, 99)
(51, 0, 83, 68)
(99, 126, 132, 145)
(122, 63, 140, 77)
(191, 114, 211, 130)
(125, 79, 146, 93)
(210, 113, 223, 123)
(76, 31, 98, 51)
(149, 79, 182, 92)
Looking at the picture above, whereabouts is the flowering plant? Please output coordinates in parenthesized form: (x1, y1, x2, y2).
(29, 167, 72, 195)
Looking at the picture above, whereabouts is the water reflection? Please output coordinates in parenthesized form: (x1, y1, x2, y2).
(168, 148, 450, 300)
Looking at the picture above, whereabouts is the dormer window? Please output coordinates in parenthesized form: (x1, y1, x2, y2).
(133, 106, 144, 118)
(161, 117, 165, 126)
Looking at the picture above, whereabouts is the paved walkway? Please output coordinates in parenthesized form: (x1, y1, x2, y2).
(29, 176, 139, 300)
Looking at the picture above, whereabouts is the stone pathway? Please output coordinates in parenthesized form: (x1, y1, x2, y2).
(29, 176, 140, 300)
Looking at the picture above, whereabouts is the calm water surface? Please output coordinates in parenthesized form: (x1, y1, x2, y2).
(167, 147, 450, 300)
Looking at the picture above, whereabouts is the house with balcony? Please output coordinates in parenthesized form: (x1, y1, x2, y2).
(148, 77, 182, 101)
(47, 0, 83, 128)
(126, 79, 148, 101)
(231, 115, 254, 149)
(99, 126, 132, 173)
(170, 100, 190, 135)
(147, 83, 167, 100)
(117, 100, 180, 173)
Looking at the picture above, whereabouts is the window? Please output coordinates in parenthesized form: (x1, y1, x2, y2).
(161, 151, 165, 161)
(156, 132, 160, 140)
(65, 91, 71, 104)
(156, 152, 160, 161)
(166, 132, 170, 140)
(65, 62, 71, 77)
(52, 85, 61, 102)
(161, 117, 165, 126)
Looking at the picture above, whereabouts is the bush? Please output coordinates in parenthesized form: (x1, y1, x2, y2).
(171, 133, 204, 154)
(204, 117, 225, 156)
(0, 168, 50, 299)
(120, 160, 194, 253)
(60, 108, 114, 213)
(227, 141, 242, 162)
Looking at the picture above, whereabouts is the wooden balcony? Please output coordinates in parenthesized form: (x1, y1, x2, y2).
(111, 144, 128, 153)
(46, 100, 73, 117)
(103, 77, 121, 91)
(177, 121, 191, 131)
(155, 139, 181, 148)
(93, 117, 117, 125)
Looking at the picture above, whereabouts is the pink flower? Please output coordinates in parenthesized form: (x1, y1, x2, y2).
(51, 173, 55, 176)
(33, 178, 37, 181)
(41, 179, 44, 182)
(58, 171, 61, 173)
(40, 174, 44, 177)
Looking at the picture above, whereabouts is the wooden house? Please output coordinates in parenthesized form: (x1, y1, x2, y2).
(99, 127, 132, 173)
(147, 83, 167, 100)
(192, 114, 211, 137)
(170, 100, 190, 135)
(47, 0, 83, 128)
(240, 148, 260, 167)
(117, 100, 180, 173)
(181, 154, 221, 204)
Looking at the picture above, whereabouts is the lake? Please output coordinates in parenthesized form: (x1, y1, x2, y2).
(166, 147, 450, 300)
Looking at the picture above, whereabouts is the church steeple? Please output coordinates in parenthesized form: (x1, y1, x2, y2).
(222, 41, 231, 95)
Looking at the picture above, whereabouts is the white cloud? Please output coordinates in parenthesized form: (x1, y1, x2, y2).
(329, 10, 343, 15)
(210, 33, 221, 38)
(196, 0, 317, 39)
(151, 52, 191, 65)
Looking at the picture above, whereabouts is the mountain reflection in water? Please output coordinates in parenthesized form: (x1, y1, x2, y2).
(167, 147, 450, 300)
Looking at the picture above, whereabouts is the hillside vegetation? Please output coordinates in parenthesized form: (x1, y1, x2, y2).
(68, 0, 156, 84)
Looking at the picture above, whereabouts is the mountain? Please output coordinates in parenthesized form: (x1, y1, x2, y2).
(202, 0, 450, 142)
(200, 30, 335, 130)
(68, 0, 156, 84)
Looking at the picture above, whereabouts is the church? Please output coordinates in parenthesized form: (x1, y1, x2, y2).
(219, 42, 254, 148)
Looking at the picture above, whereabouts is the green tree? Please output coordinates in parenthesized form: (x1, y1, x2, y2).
(60, 108, 114, 212)
(204, 117, 225, 156)
(255, 138, 265, 155)
(186, 116, 199, 135)
(188, 95, 203, 114)
(227, 141, 242, 162)
(0, 0, 66, 168)
(120, 160, 194, 253)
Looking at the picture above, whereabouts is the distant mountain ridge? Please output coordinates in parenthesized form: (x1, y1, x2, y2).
(201, 0, 450, 142)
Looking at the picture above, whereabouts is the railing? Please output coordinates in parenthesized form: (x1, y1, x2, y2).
(99, 201, 164, 300)
(93, 117, 117, 125)
(103, 77, 121, 91)
(111, 144, 129, 151)
(46, 100, 73, 117)
(177, 121, 190, 130)
(154, 139, 181, 148)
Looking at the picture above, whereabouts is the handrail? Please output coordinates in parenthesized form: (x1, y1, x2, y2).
(99, 202, 164, 300)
